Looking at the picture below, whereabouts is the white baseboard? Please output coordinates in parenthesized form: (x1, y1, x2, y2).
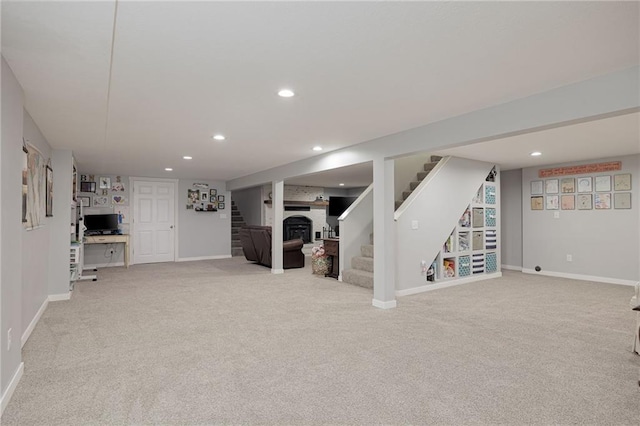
(372, 299, 397, 309)
(522, 268, 637, 286)
(502, 264, 523, 271)
(48, 292, 71, 302)
(22, 297, 48, 348)
(271, 268, 284, 274)
(396, 272, 503, 297)
(1, 362, 24, 416)
(177, 255, 232, 262)
(83, 261, 125, 269)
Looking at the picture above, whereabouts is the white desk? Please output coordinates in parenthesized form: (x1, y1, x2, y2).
(85, 234, 130, 268)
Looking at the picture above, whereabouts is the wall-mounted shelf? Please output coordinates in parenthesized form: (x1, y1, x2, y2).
(264, 200, 329, 207)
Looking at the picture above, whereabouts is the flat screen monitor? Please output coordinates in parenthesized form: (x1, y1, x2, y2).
(328, 196, 357, 217)
(84, 213, 119, 234)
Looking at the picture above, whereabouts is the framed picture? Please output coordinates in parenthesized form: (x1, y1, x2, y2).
(93, 196, 109, 207)
(80, 181, 96, 193)
(217, 195, 225, 202)
(560, 178, 575, 193)
(530, 181, 543, 195)
(614, 174, 631, 191)
(595, 175, 611, 192)
(112, 195, 126, 205)
(22, 146, 28, 223)
(531, 196, 543, 210)
(577, 194, 592, 210)
(209, 189, 217, 197)
(577, 177, 592, 193)
(78, 196, 91, 208)
(545, 179, 559, 194)
(561, 195, 575, 210)
(46, 165, 54, 217)
(594, 193, 611, 209)
(613, 192, 631, 209)
(188, 189, 199, 204)
(99, 176, 111, 189)
(546, 195, 559, 210)
(218, 202, 225, 209)
(201, 192, 209, 201)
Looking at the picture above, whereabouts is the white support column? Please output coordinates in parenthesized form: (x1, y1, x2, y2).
(271, 180, 284, 274)
(372, 157, 397, 309)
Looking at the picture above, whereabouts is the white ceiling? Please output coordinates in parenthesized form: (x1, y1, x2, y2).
(2, 1, 639, 182)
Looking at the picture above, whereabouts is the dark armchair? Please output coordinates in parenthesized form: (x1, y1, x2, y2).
(239, 225, 305, 269)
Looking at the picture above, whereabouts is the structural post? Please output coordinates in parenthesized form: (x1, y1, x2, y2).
(271, 180, 284, 274)
(372, 157, 397, 309)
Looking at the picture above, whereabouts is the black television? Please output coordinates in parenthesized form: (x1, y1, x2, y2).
(84, 213, 119, 235)
(328, 196, 357, 217)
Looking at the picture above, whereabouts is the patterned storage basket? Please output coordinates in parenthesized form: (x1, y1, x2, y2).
(311, 256, 332, 275)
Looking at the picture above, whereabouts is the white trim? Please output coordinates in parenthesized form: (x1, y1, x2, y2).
(372, 299, 397, 309)
(502, 264, 523, 271)
(177, 255, 232, 262)
(271, 268, 284, 274)
(22, 298, 48, 348)
(396, 272, 503, 297)
(522, 268, 636, 286)
(0, 362, 24, 416)
(48, 292, 71, 302)
(84, 261, 124, 269)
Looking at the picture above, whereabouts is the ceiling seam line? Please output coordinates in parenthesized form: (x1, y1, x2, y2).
(101, 0, 119, 167)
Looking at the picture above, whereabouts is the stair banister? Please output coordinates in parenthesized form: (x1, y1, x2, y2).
(337, 184, 373, 281)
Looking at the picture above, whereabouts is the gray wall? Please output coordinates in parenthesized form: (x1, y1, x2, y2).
(48, 150, 74, 295)
(1, 57, 24, 396)
(22, 110, 52, 335)
(231, 185, 262, 226)
(178, 179, 231, 259)
(500, 169, 523, 268)
(522, 154, 639, 281)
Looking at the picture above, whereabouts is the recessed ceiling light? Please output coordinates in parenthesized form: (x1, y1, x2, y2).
(530, 151, 542, 157)
(339, 183, 345, 186)
(278, 89, 295, 98)
(165, 168, 173, 171)
(213, 134, 225, 141)
(183, 156, 193, 160)
(312, 146, 323, 152)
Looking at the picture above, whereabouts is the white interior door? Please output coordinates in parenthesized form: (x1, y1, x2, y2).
(133, 180, 175, 264)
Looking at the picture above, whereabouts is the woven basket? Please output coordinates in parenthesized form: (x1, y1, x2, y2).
(311, 256, 332, 275)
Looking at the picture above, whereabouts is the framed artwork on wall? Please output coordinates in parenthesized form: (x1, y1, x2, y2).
(530, 181, 543, 195)
(614, 174, 631, 191)
(594, 193, 611, 209)
(577, 194, 592, 210)
(80, 181, 96, 193)
(561, 195, 575, 210)
(530, 196, 543, 210)
(545, 179, 559, 194)
(218, 202, 225, 209)
(46, 165, 53, 217)
(613, 192, 631, 209)
(217, 195, 225, 202)
(577, 177, 592, 193)
(595, 175, 611, 192)
(99, 176, 111, 189)
(78, 196, 91, 208)
(546, 195, 559, 210)
(560, 178, 575, 193)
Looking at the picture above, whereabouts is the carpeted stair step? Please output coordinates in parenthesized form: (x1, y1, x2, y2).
(361, 244, 374, 258)
(231, 240, 242, 248)
(352, 256, 374, 273)
(409, 181, 421, 190)
(395, 200, 403, 210)
(231, 247, 244, 257)
(232, 210, 241, 216)
(417, 171, 429, 181)
(430, 155, 442, 163)
(423, 161, 439, 172)
(231, 215, 244, 222)
(342, 269, 373, 289)
(402, 191, 412, 200)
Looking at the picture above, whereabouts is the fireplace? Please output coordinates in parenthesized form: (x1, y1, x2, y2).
(283, 215, 312, 243)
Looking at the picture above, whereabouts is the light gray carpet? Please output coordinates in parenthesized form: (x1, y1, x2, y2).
(3, 258, 639, 425)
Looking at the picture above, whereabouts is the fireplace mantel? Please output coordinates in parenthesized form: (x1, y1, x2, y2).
(264, 200, 328, 207)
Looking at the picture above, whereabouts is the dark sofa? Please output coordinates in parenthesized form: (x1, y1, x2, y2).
(239, 225, 305, 269)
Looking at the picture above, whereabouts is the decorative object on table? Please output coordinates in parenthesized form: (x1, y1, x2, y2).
(595, 175, 611, 192)
(530, 180, 543, 195)
(545, 195, 559, 210)
(46, 164, 53, 217)
(78, 196, 91, 208)
(594, 193, 611, 209)
(577, 177, 592, 193)
(560, 177, 575, 193)
(80, 181, 96, 193)
(188, 189, 199, 204)
(614, 173, 631, 191)
(613, 192, 631, 209)
(545, 179, 559, 194)
(560, 195, 575, 210)
(217, 195, 225, 202)
(311, 245, 332, 275)
(218, 202, 225, 209)
(99, 176, 111, 189)
(112, 195, 126, 205)
(577, 194, 592, 210)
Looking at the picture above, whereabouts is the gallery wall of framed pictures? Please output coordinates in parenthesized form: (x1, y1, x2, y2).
(77, 173, 130, 224)
(530, 172, 632, 211)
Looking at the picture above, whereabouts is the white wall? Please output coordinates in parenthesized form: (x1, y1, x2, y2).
(1, 56, 24, 403)
(21, 110, 52, 338)
(394, 152, 431, 202)
(231, 185, 262, 226)
(522, 154, 639, 283)
(501, 169, 523, 269)
(178, 179, 231, 260)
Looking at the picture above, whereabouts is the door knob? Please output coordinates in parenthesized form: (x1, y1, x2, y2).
(170, 225, 174, 229)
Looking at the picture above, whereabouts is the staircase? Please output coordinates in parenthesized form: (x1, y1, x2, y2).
(231, 199, 246, 257)
(341, 155, 442, 290)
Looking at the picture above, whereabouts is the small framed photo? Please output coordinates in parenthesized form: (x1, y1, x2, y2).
(530, 180, 543, 195)
(80, 181, 96, 193)
(546, 195, 559, 210)
(560, 178, 575, 193)
(218, 202, 225, 209)
(78, 196, 91, 208)
(595, 175, 611, 192)
(577, 177, 592, 193)
(594, 193, 611, 209)
(217, 195, 225, 202)
(209, 189, 217, 197)
(99, 176, 111, 189)
(531, 196, 543, 210)
(613, 192, 631, 209)
(201, 192, 209, 202)
(561, 195, 575, 210)
(545, 179, 559, 194)
(577, 194, 592, 210)
(614, 174, 631, 191)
